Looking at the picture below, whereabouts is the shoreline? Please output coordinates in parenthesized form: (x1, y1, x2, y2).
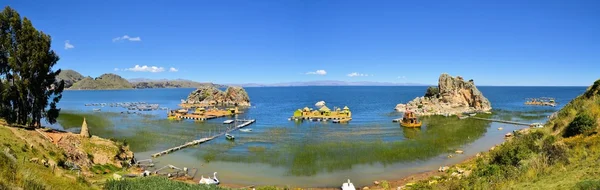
(212, 155, 479, 189)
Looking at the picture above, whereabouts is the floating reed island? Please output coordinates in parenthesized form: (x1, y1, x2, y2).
(167, 107, 241, 121)
(290, 101, 352, 123)
(525, 97, 557, 107)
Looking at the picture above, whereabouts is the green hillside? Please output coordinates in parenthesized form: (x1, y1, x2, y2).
(70, 74, 133, 90)
(57, 69, 85, 88)
(407, 80, 600, 189)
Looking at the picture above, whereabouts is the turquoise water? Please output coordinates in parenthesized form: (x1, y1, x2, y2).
(51, 86, 585, 186)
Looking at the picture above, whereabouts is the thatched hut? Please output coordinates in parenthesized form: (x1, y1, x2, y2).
(319, 106, 331, 116)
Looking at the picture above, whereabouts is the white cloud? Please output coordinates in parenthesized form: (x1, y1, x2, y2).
(397, 76, 406, 79)
(169, 67, 178, 72)
(112, 35, 142, 42)
(64, 40, 74, 50)
(124, 65, 165, 73)
(114, 68, 120, 71)
(306, 69, 327, 75)
(347, 72, 369, 77)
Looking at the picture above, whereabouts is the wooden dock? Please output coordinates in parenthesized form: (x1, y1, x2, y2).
(470, 117, 532, 126)
(151, 119, 256, 158)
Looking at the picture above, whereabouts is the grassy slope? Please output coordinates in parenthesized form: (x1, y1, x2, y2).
(407, 80, 600, 190)
(0, 123, 92, 189)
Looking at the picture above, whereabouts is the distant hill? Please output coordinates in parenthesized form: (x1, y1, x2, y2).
(70, 74, 133, 90)
(131, 79, 227, 89)
(231, 80, 428, 87)
(56, 69, 84, 88)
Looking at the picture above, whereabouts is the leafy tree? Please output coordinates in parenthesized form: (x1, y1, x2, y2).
(0, 6, 64, 127)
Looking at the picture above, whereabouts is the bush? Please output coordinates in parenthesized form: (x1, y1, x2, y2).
(564, 113, 597, 137)
(541, 136, 569, 164)
(584, 79, 600, 98)
(425, 86, 439, 98)
(576, 179, 600, 190)
(491, 131, 544, 166)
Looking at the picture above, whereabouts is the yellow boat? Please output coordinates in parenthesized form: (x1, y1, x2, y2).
(400, 111, 422, 128)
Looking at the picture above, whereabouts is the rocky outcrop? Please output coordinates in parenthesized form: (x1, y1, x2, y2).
(395, 73, 491, 116)
(185, 86, 251, 107)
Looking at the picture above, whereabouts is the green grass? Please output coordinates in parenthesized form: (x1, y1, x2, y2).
(0, 125, 92, 189)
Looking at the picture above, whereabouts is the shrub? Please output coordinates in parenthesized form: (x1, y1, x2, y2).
(491, 131, 544, 166)
(425, 86, 439, 98)
(584, 79, 600, 98)
(576, 179, 600, 190)
(564, 113, 597, 137)
(541, 136, 569, 164)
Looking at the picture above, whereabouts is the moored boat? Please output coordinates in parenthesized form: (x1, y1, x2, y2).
(400, 111, 422, 128)
(225, 133, 235, 140)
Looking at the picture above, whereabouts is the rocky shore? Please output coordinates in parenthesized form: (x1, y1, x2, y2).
(395, 73, 492, 116)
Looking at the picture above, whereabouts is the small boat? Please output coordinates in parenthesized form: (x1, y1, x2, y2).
(531, 123, 544, 128)
(458, 115, 469, 120)
(239, 129, 252, 132)
(223, 120, 234, 124)
(93, 108, 101, 112)
(198, 172, 219, 185)
(400, 111, 422, 128)
(469, 113, 477, 116)
(225, 133, 235, 140)
(341, 179, 355, 190)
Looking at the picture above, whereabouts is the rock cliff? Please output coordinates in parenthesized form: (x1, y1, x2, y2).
(395, 73, 491, 116)
(185, 86, 251, 107)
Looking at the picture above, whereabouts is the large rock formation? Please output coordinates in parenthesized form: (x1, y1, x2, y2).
(395, 73, 491, 116)
(185, 86, 251, 107)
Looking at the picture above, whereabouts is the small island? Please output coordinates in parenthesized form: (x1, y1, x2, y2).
(395, 73, 492, 116)
(291, 102, 352, 123)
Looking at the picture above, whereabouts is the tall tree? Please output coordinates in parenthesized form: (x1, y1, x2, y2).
(0, 6, 64, 127)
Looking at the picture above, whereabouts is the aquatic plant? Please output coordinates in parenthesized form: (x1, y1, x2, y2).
(199, 115, 491, 176)
(104, 177, 228, 190)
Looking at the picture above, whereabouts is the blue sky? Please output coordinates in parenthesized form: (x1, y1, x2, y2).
(4, 0, 599, 86)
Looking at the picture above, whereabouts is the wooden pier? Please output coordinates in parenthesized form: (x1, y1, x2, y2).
(470, 117, 532, 126)
(151, 119, 256, 158)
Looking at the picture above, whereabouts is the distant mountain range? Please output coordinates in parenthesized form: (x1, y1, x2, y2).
(229, 80, 427, 87)
(57, 70, 427, 90)
(57, 70, 224, 90)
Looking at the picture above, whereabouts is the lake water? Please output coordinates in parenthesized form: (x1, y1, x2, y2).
(50, 86, 586, 187)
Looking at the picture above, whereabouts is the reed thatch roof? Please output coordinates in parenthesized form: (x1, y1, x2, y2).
(319, 105, 331, 112)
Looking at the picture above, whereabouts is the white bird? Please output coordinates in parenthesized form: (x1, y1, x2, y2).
(199, 172, 220, 185)
(342, 179, 355, 190)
